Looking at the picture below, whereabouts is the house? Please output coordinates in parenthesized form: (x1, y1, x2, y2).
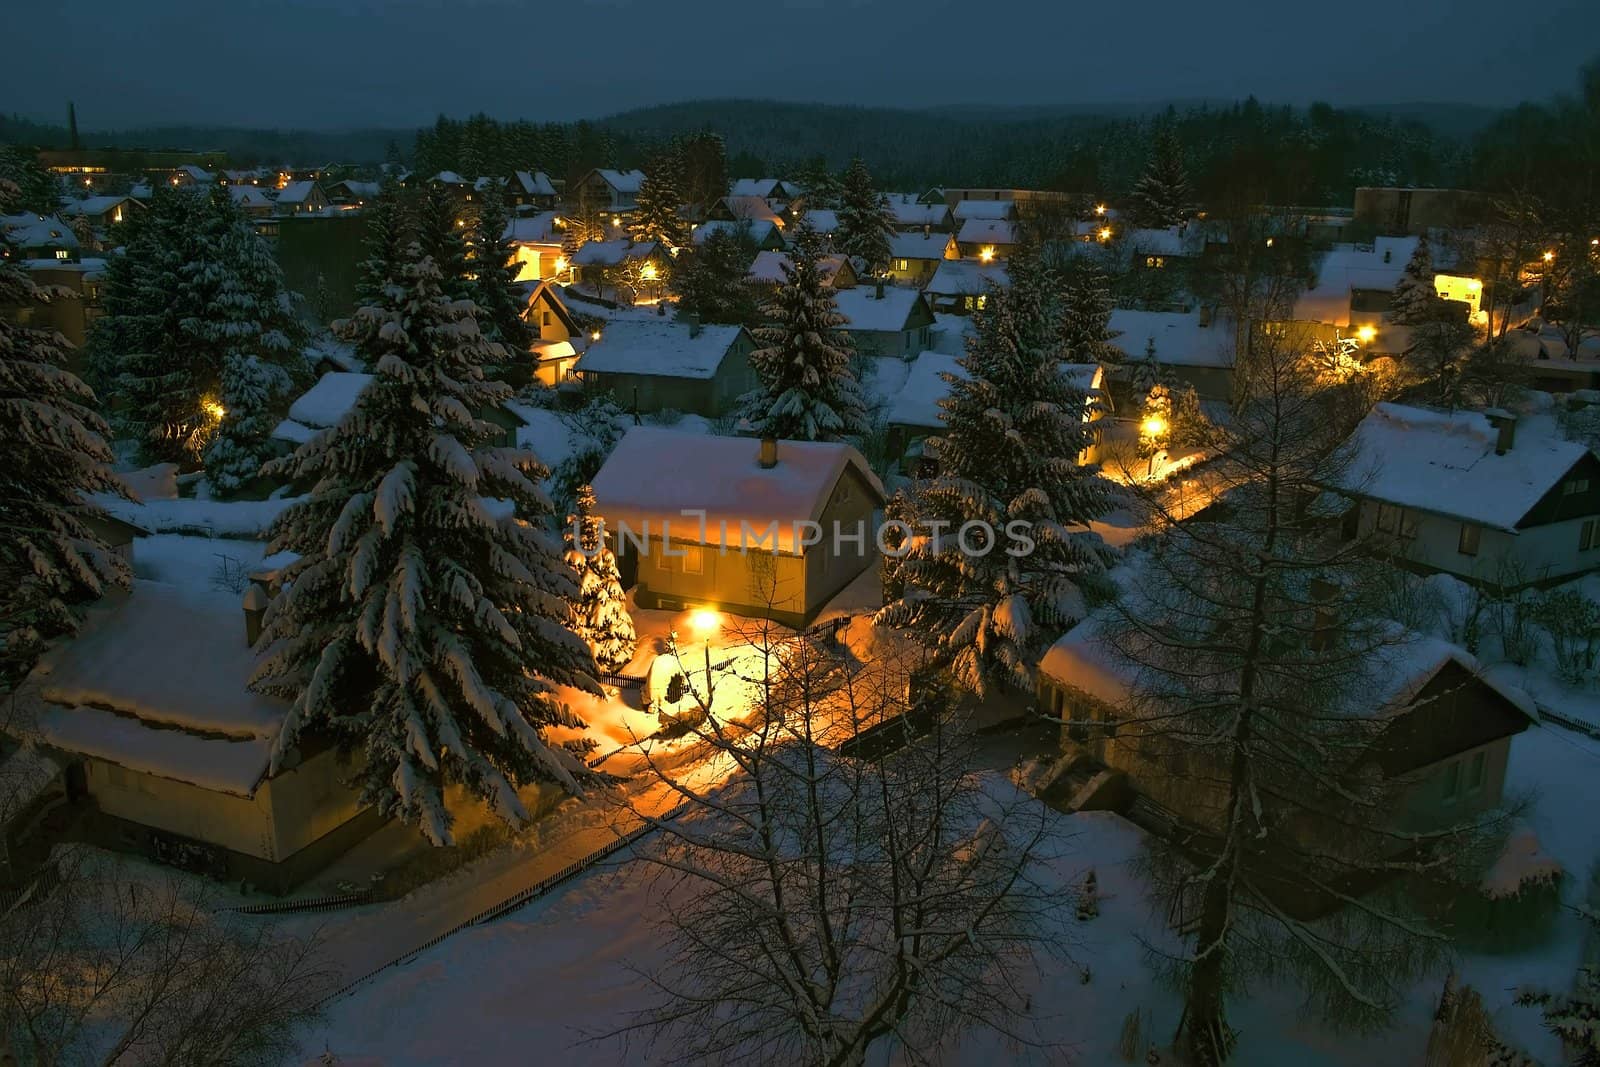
(798, 209, 840, 243)
(693, 218, 786, 252)
(274, 180, 329, 217)
(707, 196, 786, 232)
(228, 184, 275, 218)
(517, 279, 588, 386)
(956, 218, 1022, 262)
(728, 178, 800, 206)
(508, 170, 559, 210)
(271, 371, 372, 448)
(1038, 612, 1534, 831)
(885, 194, 952, 232)
(573, 169, 646, 212)
(590, 428, 886, 627)
(573, 317, 758, 417)
(4, 259, 109, 350)
(504, 211, 567, 282)
(886, 232, 958, 287)
(59, 195, 142, 231)
(19, 549, 381, 893)
(747, 250, 857, 290)
(922, 259, 1009, 314)
(170, 164, 216, 187)
(952, 199, 1017, 223)
(0, 213, 79, 262)
(569, 239, 669, 300)
(1329, 403, 1600, 587)
(1109, 309, 1239, 403)
(833, 283, 936, 358)
(1293, 236, 1422, 327)
(324, 179, 382, 206)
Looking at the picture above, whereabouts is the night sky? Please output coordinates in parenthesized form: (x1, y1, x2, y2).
(6, 0, 1599, 129)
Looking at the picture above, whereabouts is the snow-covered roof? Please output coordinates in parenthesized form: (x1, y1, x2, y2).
(888, 351, 969, 428)
(924, 259, 1009, 297)
(800, 209, 840, 235)
(596, 169, 645, 194)
(276, 180, 321, 205)
(433, 170, 467, 185)
(0, 213, 77, 249)
(329, 179, 381, 200)
(590, 427, 885, 553)
(1124, 227, 1188, 257)
(571, 238, 660, 267)
(287, 371, 372, 429)
(512, 170, 558, 197)
(693, 219, 779, 246)
(833, 286, 928, 334)
(59, 195, 135, 219)
(957, 218, 1020, 246)
(504, 211, 562, 244)
(952, 199, 1015, 221)
(28, 568, 288, 796)
(1108, 310, 1237, 368)
(746, 250, 849, 286)
(1294, 236, 1420, 327)
(1331, 403, 1591, 530)
(889, 232, 953, 261)
(716, 196, 783, 227)
(889, 201, 950, 228)
(229, 185, 272, 209)
(729, 178, 790, 199)
(575, 319, 748, 380)
(177, 165, 214, 183)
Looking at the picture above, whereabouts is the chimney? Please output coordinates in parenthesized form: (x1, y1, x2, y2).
(242, 581, 269, 647)
(680, 309, 701, 337)
(875, 279, 885, 300)
(1485, 409, 1517, 454)
(758, 436, 778, 469)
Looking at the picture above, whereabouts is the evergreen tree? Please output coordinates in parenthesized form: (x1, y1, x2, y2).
(629, 150, 689, 250)
(1059, 267, 1123, 364)
(252, 250, 600, 845)
(669, 228, 760, 327)
(0, 145, 59, 215)
(0, 255, 128, 684)
(795, 156, 842, 209)
(468, 182, 531, 350)
(675, 132, 728, 217)
(415, 182, 471, 301)
(1389, 236, 1439, 325)
(563, 484, 637, 674)
(1131, 336, 1163, 399)
(743, 224, 868, 442)
(1128, 124, 1195, 228)
(836, 158, 894, 276)
(877, 256, 1114, 695)
(198, 188, 309, 494)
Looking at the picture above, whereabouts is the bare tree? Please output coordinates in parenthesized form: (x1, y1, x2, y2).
(610, 618, 1073, 1066)
(1097, 334, 1510, 1064)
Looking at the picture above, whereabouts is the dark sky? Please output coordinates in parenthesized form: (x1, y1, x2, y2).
(7, 0, 1598, 129)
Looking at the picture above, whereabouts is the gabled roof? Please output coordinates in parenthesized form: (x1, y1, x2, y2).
(328, 179, 382, 200)
(1331, 403, 1592, 531)
(503, 211, 562, 244)
(229, 185, 272, 209)
(747, 250, 850, 286)
(888, 351, 969, 428)
(276, 180, 322, 205)
(693, 218, 779, 246)
(1124, 226, 1189, 257)
(512, 170, 557, 197)
(571, 238, 662, 267)
(715, 196, 784, 227)
(177, 165, 215, 182)
(888, 200, 950, 228)
(924, 259, 1009, 297)
(957, 218, 1020, 246)
(0, 213, 78, 249)
(516, 279, 581, 336)
(1108, 309, 1237, 368)
(729, 178, 793, 200)
(591, 427, 885, 553)
(433, 170, 468, 185)
(574, 319, 749, 380)
(800, 208, 840, 234)
(833, 285, 930, 333)
(952, 199, 1014, 221)
(60, 195, 139, 219)
(888, 231, 954, 261)
(594, 168, 646, 194)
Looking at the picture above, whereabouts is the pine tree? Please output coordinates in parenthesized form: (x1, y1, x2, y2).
(198, 187, 310, 494)
(629, 150, 689, 250)
(468, 182, 531, 351)
(836, 158, 894, 276)
(743, 224, 868, 442)
(670, 228, 760, 327)
(1059, 267, 1123, 364)
(877, 255, 1114, 695)
(0, 255, 129, 684)
(795, 156, 842, 209)
(251, 250, 600, 845)
(340, 178, 411, 368)
(1389, 236, 1438, 325)
(563, 484, 637, 674)
(415, 181, 471, 301)
(1128, 124, 1195, 229)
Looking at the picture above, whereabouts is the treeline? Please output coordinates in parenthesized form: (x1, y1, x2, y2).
(0, 114, 408, 166)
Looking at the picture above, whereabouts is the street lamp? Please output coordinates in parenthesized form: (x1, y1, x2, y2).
(1356, 325, 1377, 344)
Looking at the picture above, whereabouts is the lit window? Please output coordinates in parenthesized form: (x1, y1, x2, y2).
(976, 294, 987, 310)
(681, 545, 704, 575)
(1458, 523, 1480, 557)
(896, 259, 908, 271)
(54, 249, 69, 260)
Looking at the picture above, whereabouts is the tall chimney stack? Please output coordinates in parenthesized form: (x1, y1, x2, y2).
(758, 436, 778, 469)
(1485, 409, 1517, 455)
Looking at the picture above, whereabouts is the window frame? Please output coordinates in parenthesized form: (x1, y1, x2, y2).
(1458, 522, 1480, 557)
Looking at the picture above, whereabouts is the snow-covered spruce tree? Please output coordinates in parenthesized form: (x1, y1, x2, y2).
(198, 187, 310, 494)
(89, 186, 215, 463)
(743, 222, 869, 442)
(1128, 123, 1195, 228)
(877, 254, 1114, 695)
(1389, 235, 1438, 326)
(468, 182, 531, 351)
(340, 178, 411, 368)
(0, 255, 129, 684)
(251, 251, 600, 845)
(669, 227, 760, 327)
(415, 180, 472, 302)
(628, 149, 689, 250)
(563, 484, 636, 674)
(1059, 266, 1123, 364)
(836, 157, 894, 276)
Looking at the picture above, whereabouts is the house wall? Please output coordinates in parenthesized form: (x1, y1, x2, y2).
(512, 245, 564, 283)
(588, 336, 755, 417)
(266, 745, 370, 859)
(854, 324, 934, 360)
(1394, 738, 1513, 829)
(633, 538, 810, 625)
(1167, 364, 1234, 403)
(804, 466, 881, 610)
(886, 257, 942, 287)
(1355, 501, 1600, 585)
